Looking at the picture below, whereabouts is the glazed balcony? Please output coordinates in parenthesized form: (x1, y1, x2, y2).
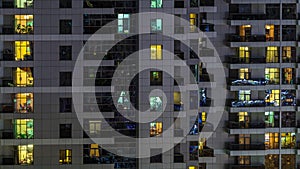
(228, 13, 266, 20)
(226, 142, 265, 150)
(226, 34, 266, 42)
(226, 121, 265, 129)
(229, 164, 265, 169)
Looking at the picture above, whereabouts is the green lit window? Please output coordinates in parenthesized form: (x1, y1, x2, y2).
(15, 0, 33, 8)
(150, 71, 163, 85)
(117, 91, 130, 109)
(15, 119, 34, 139)
(151, 19, 162, 32)
(150, 96, 163, 112)
(238, 90, 251, 101)
(118, 14, 130, 33)
(151, 0, 162, 8)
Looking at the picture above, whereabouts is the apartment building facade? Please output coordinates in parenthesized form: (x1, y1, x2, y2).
(1, 0, 300, 169)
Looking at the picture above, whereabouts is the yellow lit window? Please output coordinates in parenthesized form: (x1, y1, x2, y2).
(239, 25, 251, 37)
(90, 144, 100, 157)
(59, 149, 72, 165)
(265, 90, 280, 106)
(150, 122, 162, 137)
(15, 93, 33, 113)
(238, 112, 248, 122)
(150, 45, 162, 60)
(265, 68, 280, 84)
(266, 46, 278, 63)
(283, 68, 293, 84)
(239, 68, 249, 80)
(18, 144, 33, 165)
(15, 15, 33, 34)
(14, 67, 34, 87)
(239, 47, 250, 63)
(15, 41, 32, 60)
(189, 13, 197, 32)
(199, 138, 206, 150)
(265, 25, 275, 41)
(189, 166, 198, 169)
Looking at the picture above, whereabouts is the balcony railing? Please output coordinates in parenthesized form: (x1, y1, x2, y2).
(226, 143, 265, 150)
(226, 55, 266, 64)
(231, 100, 266, 107)
(228, 13, 266, 20)
(226, 34, 266, 42)
(229, 164, 265, 169)
(230, 79, 268, 86)
(226, 121, 265, 129)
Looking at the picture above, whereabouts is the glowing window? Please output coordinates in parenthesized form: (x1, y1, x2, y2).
(15, 93, 33, 113)
(15, 0, 33, 8)
(15, 41, 32, 61)
(150, 71, 163, 86)
(117, 91, 130, 109)
(150, 45, 162, 60)
(18, 144, 33, 165)
(150, 96, 163, 112)
(15, 15, 33, 34)
(150, 122, 162, 137)
(15, 119, 33, 139)
(190, 13, 197, 32)
(151, 0, 162, 8)
(59, 149, 72, 165)
(238, 90, 251, 101)
(118, 14, 130, 33)
(239, 68, 250, 80)
(89, 121, 101, 134)
(266, 46, 278, 63)
(239, 47, 250, 63)
(265, 68, 280, 84)
(265, 90, 280, 106)
(151, 19, 162, 32)
(14, 67, 34, 87)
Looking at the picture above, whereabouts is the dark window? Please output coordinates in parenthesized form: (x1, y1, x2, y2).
(60, 72, 72, 86)
(60, 0, 72, 8)
(59, 46, 72, 60)
(150, 71, 163, 86)
(60, 98, 72, 113)
(60, 20, 72, 34)
(150, 150, 162, 163)
(60, 124, 72, 138)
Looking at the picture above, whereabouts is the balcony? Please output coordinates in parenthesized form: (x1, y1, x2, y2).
(226, 121, 265, 129)
(226, 34, 266, 42)
(226, 143, 265, 150)
(228, 13, 266, 20)
(229, 164, 265, 169)
(231, 100, 266, 107)
(230, 79, 268, 86)
(226, 55, 266, 64)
